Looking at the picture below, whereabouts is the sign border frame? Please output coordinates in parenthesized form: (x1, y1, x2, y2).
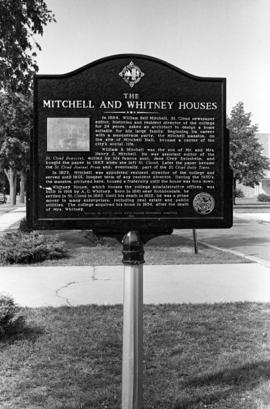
(27, 53, 232, 232)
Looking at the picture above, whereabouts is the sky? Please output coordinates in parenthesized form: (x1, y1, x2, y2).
(36, 0, 270, 132)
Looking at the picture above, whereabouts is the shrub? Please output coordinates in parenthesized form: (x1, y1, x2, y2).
(0, 231, 68, 264)
(0, 295, 25, 337)
(235, 188, 245, 198)
(257, 193, 270, 202)
(19, 217, 31, 233)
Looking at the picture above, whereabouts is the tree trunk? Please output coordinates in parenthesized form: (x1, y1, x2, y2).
(4, 168, 17, 205)
(19, 171, 26, 204)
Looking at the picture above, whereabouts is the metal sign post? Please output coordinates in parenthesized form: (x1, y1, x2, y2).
(121, 231, 144, 409)
(192, 229, 199, 254)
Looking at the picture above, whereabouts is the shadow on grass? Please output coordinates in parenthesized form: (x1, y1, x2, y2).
(174, 360, 270, 408)
(174, 388, 232, 409)
(44, 230, 121, 249)
(0, 324, 44, 345)
(44, 230, 193, 249)
(186, 360, 270, 387)
(146, 234, 194, 248)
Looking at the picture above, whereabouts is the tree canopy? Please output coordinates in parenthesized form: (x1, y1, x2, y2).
(0, 0, 55, 203)
(0, 92, 32, 163)
(227, 102, 270, 187)
(0, 0, 55, 92)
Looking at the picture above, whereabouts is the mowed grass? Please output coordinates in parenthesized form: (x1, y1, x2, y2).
(37, 230, 249, 265)
(1, 303, 270, 409)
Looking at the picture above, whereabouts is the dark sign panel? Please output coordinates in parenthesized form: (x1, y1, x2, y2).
(28, 54, 232, 235)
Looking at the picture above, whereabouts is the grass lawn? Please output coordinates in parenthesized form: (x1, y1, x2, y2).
(1, 303, 270, 409)
(36, 230, 249, 266)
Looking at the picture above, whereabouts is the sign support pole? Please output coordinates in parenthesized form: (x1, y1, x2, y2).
(121, 231, 144, 409)
(192, 229, 199, 254)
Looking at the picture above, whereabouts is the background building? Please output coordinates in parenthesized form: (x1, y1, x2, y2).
(237, 133, 270, 198)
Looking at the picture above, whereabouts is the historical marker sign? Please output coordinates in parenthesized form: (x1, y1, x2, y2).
(28, 54, 232, 236)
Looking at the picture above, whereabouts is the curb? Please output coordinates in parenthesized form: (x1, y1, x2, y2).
(234, 204, 270, 209)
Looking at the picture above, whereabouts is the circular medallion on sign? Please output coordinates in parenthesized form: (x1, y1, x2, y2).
(193, 193, 215, 215)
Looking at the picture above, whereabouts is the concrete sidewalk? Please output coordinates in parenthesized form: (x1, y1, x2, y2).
(0, 207, 270, 308)
(0, 206, 26, 231)
(0, 263, 270, 307)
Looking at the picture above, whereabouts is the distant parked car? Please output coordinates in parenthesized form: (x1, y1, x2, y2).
(0, 193, 7, 204)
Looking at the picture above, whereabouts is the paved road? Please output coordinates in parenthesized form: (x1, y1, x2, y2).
(175, 214, 270, 265)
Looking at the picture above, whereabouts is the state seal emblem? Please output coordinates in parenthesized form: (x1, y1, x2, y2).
(193, 193, 215, 215)
(119, 61, 145, 88)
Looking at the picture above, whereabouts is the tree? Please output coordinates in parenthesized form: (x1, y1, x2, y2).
(227, 102, 270, 189)
(0, 92, 32, 204)
(0, 0, 55, 92)
(0, 0, 55, 203)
